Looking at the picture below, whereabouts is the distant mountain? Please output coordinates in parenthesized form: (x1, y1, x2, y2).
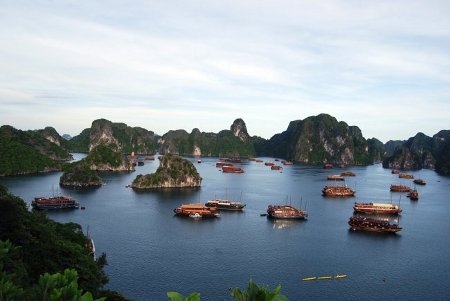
(159, 118, 256, 157)
(0, 125, 71, 176)
(383, 131, 450, 174)
(67, 119, 159, 154)
(259, 114, 370, 165)
(62, 134, 72, 140)
(367, 138, 384, 163)
(384, 140, 404, 157)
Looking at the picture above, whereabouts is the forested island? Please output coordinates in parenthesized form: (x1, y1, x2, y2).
(1, 114, 449, 176)
(131, 154, 202, 189)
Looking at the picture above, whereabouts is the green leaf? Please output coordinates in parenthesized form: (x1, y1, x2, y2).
(167, 291, 186, 301)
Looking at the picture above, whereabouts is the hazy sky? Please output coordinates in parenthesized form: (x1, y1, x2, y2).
(1, 0, 449, 142)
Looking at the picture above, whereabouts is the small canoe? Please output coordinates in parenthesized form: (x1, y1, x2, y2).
(302, 277, 317, 281)
(317, 276, 332, 280)
(334, 274, 347, 279)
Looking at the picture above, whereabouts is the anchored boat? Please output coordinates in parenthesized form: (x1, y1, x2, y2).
(390, 185, 410, 192)
(267, 204, 308, 220)
(205, 199, 246, 211)
(353, 202, 402, 215)
(173, 204, 220, 218)
(31, 196, 79, 210)
(348, 216, 402, 233)
(322, 185, 356, 197)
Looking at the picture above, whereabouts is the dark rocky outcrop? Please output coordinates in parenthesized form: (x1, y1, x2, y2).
(383, 132, 435, 170)
(230, 118, 250, 143)
(384, 140, 405, 157)
(89, 119, 158, 154)
(260, 114, 370, 165)
(59, 164, 102, 188)
(66, 128, 91, 152)
(159, 119, 255, 157)
(0, 125, 71, 176)
(67, 119, 158, 154)
(59, 144, 133, 188)
(382, 131, 450, 174)
(367, 138, 384, 163)
(131, 154, 201, 189)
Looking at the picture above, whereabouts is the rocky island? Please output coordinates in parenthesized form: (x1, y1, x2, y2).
(59, 164, 102, 188)
(0, 125, 72, 176)
(59, 144, 133, 188)
(159, 118, 255, 157)
(131, 154, 202, 189)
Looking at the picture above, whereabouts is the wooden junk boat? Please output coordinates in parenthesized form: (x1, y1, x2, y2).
(399, 173, 414, 179)
(31, 196, 80, 210)
(390, 185, 410, 192)
(413, 179, 426, 185)
(322, 185, 355, 197)
(283, 161, 294, 165)
(327, 174, 344, 181)
(173, 204, 220, 218)
(222, 166, 245, 173)
(348, 216, 402, 233)
(265, 162, 275, 166)
(323, 163, 333, 169)
(205, 199, 246, 211)
(271, 165, 283, 171)
(267, 205, 308, 220)
(341, 171, 356, 177)
(353, 202, 402, 215)
(391, 169, 400, 174)
(407, 189, 419, 200)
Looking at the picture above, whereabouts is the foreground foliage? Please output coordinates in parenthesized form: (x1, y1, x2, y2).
(0, 185, 129, 300)
(167, 279, 289, 301)
(1, 240, 104, 301)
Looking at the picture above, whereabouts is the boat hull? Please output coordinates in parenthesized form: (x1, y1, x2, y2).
(32, 204, 79, 210)
(349, 226, 402, 233)
(267, 214, 307, 220)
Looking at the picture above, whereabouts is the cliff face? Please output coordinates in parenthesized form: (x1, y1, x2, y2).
(59, 143, 133, 187)
(159, 119, 255, 157)
(367, 138, 384, 163)
(67, 119, 158, 154)
(383, 132, 436, 170)
(230, 118, 250, 143)
(89, 119, 158, 154)
(84, 144, 133, 172)
(262, 114, 370, 165)
(382, 131, 450, 174)
(131, 154, 201, 189)
(66, 128, 91, 152)
(0, 125, 71, 176)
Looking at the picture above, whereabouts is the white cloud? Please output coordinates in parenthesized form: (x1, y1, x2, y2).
(0, 0, 449, 141)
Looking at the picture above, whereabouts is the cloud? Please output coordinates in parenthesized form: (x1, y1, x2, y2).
(0, 0, 449, 142)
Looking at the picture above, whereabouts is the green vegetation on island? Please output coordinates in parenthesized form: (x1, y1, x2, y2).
(383, 131, 450, 174)
(260, 114, 371, 165)
(132, 154, 201, 189)
(0, 125, 72, 176)
(60, 144, 132, 187)
(67, 119, 159, 155)
(0, 185, 130, 300)
(159, 119, 256, 157)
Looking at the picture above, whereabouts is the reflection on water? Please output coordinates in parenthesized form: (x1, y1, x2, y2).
(268, 218, 305, 229)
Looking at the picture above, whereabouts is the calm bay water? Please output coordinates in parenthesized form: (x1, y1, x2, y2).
(1, 155, 450, 300)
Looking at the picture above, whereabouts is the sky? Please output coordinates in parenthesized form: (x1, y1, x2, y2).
(0, 0, 449, 143)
